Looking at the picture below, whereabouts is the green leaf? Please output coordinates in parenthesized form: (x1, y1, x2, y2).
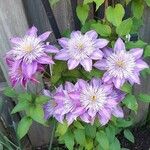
(56, 122, 68, 136)
(85, 138, 93, 150)
(27, 105, 46, 125)
(145, 0, 150, 6)
(73, 121, 84, 129)
(17, 116, 32, 139)
(4, 87, 16, 98)
(122, 94, 138, 112)
(51, 61, 67, 84)
(141, 68, 150, 78)
(105, 125, 116, 144)
(11, 100, 30, 114)
(35, 95, 49, 104)
(124, 129, 135, 143)
(131, 18, 143, 34)
(84, 0, 105, 10)
(83, 0, 93, 4)
(91, 22, 111, 37)
(17, 93, 32, 102)
(121, 83, 132, 94)
(116, 118, 133, 128)
(110, 137, 121, 150)
(144, 45, 150, 57)
(138, 93, 150, 103)
(85, 124, 96, 139)
(63, 130, 74, 150)
(126, 40, 147, 49)
(96, 131, 109, 150)
(76, 4, 89, 25)
(94, 0, 105, 10)
(74, 129, 86, 146)
(106, 4, 125, 26)
(132, 0, 144, 19)
(116, 18, 133, 36)
(126, 0, 132, 5)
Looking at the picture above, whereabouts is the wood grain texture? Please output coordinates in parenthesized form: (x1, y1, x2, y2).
(23, 0, 56, 43)
(0, 0, 28, 83)
(133, 6, 150, 124)
(51, 0, 75, 33)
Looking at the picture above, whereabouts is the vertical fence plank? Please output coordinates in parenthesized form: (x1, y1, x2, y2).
(133, 6, 150, 124)
(51, 0, 75, 33)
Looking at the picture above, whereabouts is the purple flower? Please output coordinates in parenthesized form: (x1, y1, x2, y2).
(6, 26, 58, 79)
(75, 78, 124, 125)
(55, 30, 109, 72)
(43, 82, 82, 125)
(94, 38, 149, 89)
(6, 58, 42, 87)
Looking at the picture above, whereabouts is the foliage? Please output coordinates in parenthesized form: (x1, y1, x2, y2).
(3, 0, 150, 149)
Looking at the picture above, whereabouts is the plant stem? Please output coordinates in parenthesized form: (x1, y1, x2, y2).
(48, 120, 56, 150)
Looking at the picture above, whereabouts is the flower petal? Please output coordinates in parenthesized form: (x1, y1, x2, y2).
(113, 78, 125, 89)
(90, 78, 102, 87)
(136, 59, 149, 71)
(94, 59, 107, 70)
(43, 89, 51, 97)
(70, 31, 81, 38)
(55, 49, 69, 60)
(10, 37, 21, 44)
(130, 48, 143, 59)
(67, 59, 80, 70)
(90, 50, 104, 60)
(65, 82, 74, 91)
(80, 113, 91, 123)
(75, 79, 87, 89)
(80, 58, 92, 72)
(58, 37, 69, 48)
(26, 26, 38, 36)
(95, 39, 109, 48)
(37, 55, 54, 64)
(44, 45, 59, 53)
(22, 61, 37, 78)
(103, 47, 113, 57)
(129, 74, 140, 84)
(38, 31, 52, 41)
(112, 106, 124, 118)
(85, 30, 98, 40)
(114, 38, 126, 53)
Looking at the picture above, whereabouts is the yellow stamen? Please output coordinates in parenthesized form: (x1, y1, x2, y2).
(92, 95, 96, 101)
(23, 45, 33, 52)
(116, 60, 124, 67)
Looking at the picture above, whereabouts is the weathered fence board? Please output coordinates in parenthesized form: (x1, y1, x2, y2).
(52, 0, 75, 33)
(133, 6, 150, 124)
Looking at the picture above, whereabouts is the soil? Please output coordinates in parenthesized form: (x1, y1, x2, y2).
(119, 126, 150, 150)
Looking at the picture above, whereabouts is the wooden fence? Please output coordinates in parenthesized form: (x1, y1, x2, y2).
(0, 0, 150, 148)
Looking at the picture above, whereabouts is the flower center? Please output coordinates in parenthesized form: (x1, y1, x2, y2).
(23, 44, 33, 52)
(107, 51, 136, 79)
(91, 95, 97, 101)
(76, 43, 84, 51)
(52, 101, 57, 107)
(116, 60, 125, 68)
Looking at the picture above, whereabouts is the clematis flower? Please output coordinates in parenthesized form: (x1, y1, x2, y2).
(94, 38, 149, 89)
(76, 78, 124, 125)
(43, 82, 83, 125)
(6, 58, 42, 87)
(6, 26, 58, 79)
(55, 30, 109, 72)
